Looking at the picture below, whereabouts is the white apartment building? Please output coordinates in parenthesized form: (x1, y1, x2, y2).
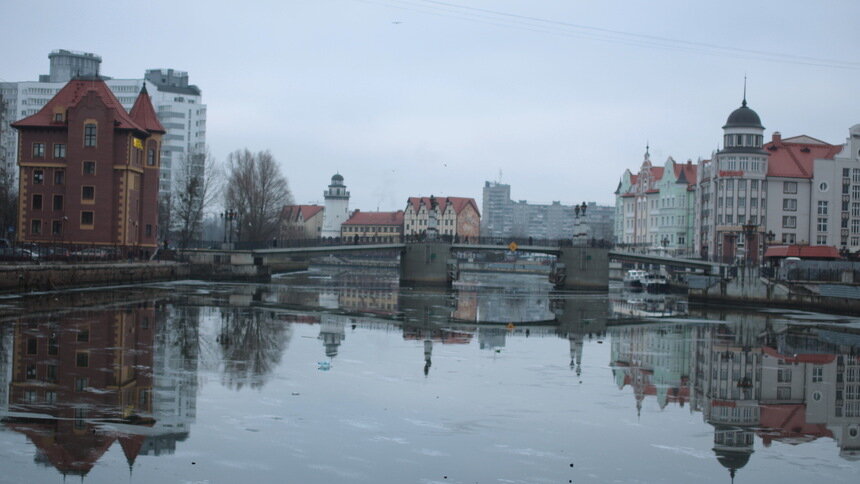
(811, 125, 860, 250)
(0, 50, 206, 197)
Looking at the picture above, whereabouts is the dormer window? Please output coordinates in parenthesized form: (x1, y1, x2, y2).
(54, 112, 64, 122)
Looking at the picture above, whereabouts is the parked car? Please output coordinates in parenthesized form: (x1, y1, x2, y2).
(71, 247, 118, 260)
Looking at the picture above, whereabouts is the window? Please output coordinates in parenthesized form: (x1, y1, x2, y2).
(32, 143, 45, 157)
(82, 186, 94, 201)
(27, 338, 38, 355)
(33, 170, 44, 184)
(818, 217, 828, 232)
(147, 148, 156, 166)
(46, 365, 57, 382)
(77, 327, 89, 342)
(145, 224, 152, 237)
(81, 211, 94, 226)
(54, 169, 64, 185)
(52, 220, 62, 235)
(818, 201, 829, 215)
(75, 377, 88, 392)
(783, 198, 797, 211)
(45, 391, 56, 404)
(83, 161, 95, 175)
(726, 214, 733, 224)
(777, 386, 791, 400)
(783, 216, 797, 228)
(782, 233, 796, 244)
(53, 195, 63, 211)
(853, 220, 860, 234)
(53, 143, 66, 159)
(817, 235, 828, 244)
(54, 112, 64, 122)
(784, 181, 798, 194)
(30, 219, 41, 235)
(76, 352, 89, 367)
(84, 123, 97, 147)
(854, 185, 860, 199)
(738, 197, 746, 208)
(32, 194, 42, 210)
(853, 203, 860, 217)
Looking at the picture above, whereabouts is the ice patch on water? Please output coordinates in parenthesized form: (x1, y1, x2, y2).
(403, 417, 447, 430)
(370, 435, 409, 445)
(415, 448, 448, 457)
(340, 418, 378, 430)
(651, 444, 711, 459)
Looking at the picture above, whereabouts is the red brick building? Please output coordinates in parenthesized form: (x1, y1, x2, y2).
(12, 78, 164, 252)
(5, 307, 155, 476)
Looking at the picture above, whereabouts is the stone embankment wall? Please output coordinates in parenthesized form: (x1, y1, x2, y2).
(688, 267, 860, 314)
(0, 262, 191, 293)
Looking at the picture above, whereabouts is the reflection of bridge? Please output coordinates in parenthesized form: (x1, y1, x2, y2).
(186, 243, 725, 290)
(189, 242, 609, 290)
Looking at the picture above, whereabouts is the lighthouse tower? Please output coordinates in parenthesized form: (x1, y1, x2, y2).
(321, 173, 350, 239)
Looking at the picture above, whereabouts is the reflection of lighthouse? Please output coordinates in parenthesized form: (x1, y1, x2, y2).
(569, 333, 583, 377)
(424, 339, 432, 376)
(319, 315, 346, 358)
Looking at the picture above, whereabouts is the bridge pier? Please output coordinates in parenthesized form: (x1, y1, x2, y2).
(399, 242, 452, 285)
(557, 247, 609, 290)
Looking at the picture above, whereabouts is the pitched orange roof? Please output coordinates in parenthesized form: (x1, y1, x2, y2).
(12, 78, 146, 133)
(129, 85, 166, 134)
(650, 166, 664, 181)
(764, 245, 840, 259)
(343, 210, 404, 225)
(764, 134, 843, 179)
(406, 196, 480, 217)
(673, 161, 697, 186)
(282, 205, 323, 222)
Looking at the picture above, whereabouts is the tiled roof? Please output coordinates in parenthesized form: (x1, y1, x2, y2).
(406, 196, 480, 216)
(764, 134, 843, 179)
(343, 210, 404, 225)
(673, 161, 697, 187)
(129, 85, 166, 134)
(11, 78, 147, 133)
(650, 166, 664, 181)
(282, 205, 323, 222)
(764, 245, 840, 259)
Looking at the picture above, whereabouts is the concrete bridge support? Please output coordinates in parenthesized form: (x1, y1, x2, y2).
(399, 242, 452, 285)
(557, 247, 609, 290)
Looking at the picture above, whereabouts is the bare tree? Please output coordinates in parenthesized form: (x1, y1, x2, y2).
(172, 151, 221, 248)
(0, 164, 17, 240)
(224, 149, 293, 242)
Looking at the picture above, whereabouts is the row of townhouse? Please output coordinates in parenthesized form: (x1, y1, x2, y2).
(615, 96, 860, 262)
(280, 189, 481, 242)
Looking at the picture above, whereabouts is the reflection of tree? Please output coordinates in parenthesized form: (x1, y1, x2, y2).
(217, 308, 291, 390)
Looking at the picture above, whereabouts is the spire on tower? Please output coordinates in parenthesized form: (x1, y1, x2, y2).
(742, 75, 747, 107)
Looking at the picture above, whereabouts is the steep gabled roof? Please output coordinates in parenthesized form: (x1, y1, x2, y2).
(282, 205, 324, 222)
(764, 134, 843, 179)
(11, 78, 147, 133)
(673, 161, 697, 187)
(406, 196, 480, 217)
(129, 84, 166, 134)
(343, 210, 404, 225)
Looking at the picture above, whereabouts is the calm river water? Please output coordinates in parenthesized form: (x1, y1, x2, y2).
(0, 268, 859, 483)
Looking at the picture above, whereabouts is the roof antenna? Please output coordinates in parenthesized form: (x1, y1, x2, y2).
(742, 75, 747, 107)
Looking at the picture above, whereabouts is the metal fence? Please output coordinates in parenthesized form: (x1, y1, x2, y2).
(0, 240, 163, 264)
(777, 260, 860, 283)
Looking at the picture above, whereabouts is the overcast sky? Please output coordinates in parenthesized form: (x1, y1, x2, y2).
(2, 0, 859, 211)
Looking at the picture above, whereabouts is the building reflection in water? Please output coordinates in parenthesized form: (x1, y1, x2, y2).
(0, 301, 200, 477)
(610, 318, 860, 480)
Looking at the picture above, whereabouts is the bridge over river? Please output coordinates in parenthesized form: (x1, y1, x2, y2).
(183, 242, 724, 290)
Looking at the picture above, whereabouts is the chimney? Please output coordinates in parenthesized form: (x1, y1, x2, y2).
(772, 131, 782, 143)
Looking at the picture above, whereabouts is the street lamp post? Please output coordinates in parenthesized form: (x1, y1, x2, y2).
(220, 210, 236, 248)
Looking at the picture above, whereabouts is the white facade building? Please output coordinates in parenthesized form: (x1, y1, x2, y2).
(321, 173, 350, 238)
